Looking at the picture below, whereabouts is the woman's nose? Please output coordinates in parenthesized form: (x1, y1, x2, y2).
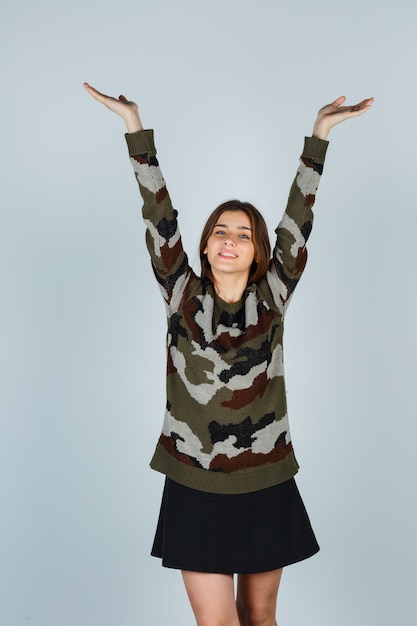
(224, 235, 236, 246)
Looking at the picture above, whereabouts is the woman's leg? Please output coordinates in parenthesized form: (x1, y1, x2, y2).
(236, 568, 283, 626)
(181, 570, 241, 626)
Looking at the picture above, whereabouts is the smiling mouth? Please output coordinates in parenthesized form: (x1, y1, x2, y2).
(219, 252, 238, 258)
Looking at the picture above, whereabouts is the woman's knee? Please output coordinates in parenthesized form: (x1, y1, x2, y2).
(236, 599, 276, 626)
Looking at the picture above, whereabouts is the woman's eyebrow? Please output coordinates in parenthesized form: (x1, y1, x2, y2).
(214, 223, 252, 231)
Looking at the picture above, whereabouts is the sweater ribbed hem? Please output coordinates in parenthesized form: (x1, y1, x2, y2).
(150, 445, 299, 494)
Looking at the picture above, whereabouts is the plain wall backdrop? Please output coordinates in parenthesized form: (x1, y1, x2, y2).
(1, 1, 416, 625)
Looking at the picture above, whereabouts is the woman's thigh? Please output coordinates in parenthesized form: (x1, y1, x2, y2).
(181, 570, 240, 626)
(236, 568, 283, 626)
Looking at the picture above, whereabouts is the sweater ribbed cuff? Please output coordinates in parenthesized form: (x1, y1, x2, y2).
(302, 136, 329, 163)
(125, 129, 156, 157)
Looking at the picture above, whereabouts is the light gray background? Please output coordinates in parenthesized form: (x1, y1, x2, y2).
(1, 1, 416, 625)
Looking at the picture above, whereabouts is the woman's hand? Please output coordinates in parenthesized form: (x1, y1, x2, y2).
(313, 96, 374, 140)
(83, 82, 144, 133)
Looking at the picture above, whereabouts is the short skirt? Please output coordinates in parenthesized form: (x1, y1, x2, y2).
(151, 477, 319, 574)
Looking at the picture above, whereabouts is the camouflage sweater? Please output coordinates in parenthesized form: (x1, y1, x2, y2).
(126, 130, 328, 494)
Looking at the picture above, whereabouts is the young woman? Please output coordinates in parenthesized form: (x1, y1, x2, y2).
(84, 83, 373, 626)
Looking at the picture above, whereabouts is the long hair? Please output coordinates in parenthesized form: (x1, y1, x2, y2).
(199, 200, 271, 286)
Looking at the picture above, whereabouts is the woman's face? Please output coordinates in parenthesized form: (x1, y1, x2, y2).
(203, 210, 256, 282)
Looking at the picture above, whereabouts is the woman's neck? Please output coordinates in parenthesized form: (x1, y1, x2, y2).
(212, 273, 248, 304)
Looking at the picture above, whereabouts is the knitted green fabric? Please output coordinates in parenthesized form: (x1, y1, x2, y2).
(126, 130, 328, 494)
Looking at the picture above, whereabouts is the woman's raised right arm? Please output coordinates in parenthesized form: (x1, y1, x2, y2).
(84, 83, 193, 312)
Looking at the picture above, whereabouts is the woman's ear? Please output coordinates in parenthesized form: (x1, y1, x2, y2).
(203, 246, 207, 254)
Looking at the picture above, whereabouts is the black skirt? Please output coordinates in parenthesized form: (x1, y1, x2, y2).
(151, 477, 319, 574)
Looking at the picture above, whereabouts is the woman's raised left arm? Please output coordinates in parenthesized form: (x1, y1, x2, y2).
(270, 96, 374, 313)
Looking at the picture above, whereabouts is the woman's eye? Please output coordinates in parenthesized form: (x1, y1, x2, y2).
(240, 234, 250, 239)
(215, 230, 225, 235)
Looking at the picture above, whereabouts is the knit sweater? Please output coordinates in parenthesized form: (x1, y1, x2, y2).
(125, 130, 328, 494)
